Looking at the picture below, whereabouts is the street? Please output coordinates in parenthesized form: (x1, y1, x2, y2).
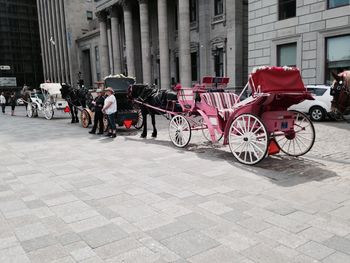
(0, 107, 350, 263)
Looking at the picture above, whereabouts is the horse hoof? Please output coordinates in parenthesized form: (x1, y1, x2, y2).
(152, 133, 157, 138)
(140, 134, 147, 138)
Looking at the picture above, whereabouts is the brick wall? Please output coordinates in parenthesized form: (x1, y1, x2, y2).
(248, 0, 350, 84)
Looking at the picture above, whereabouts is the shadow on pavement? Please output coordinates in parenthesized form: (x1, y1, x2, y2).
(124, 136, 338, 187)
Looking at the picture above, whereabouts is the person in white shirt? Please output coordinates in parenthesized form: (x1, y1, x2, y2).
(0, 92, 6, 114)
(102, 87, 117, 138)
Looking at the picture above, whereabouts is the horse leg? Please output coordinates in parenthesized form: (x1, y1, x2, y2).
(75, 107, 79, 123)
(151, 111, 157, 138)
(69, 103, 75, 123)
(140, 109, 147, 138)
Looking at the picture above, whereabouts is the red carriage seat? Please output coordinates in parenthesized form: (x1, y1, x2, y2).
(249, 66, 313, 109)
(249, 66, 305, 94)
(201, 92, 239, 120)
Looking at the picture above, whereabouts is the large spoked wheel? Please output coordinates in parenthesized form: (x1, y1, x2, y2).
(27, 103, 33, 118)
(200, 118, 223, 142)
(169, 115, 192, 148)
(229, 114, 269, 165)
(275, 111, 315, 156)
(81, 109, 91, 128)
(43, 103, 54, 120)
(134, 109, 143, 130)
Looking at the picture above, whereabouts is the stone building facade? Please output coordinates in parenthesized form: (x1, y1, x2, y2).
(81, 0, 248, 89)
(248, 0, 350, 85)
(36, 0, 95, 86)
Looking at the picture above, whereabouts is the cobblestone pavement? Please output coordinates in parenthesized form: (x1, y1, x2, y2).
(0, 108, 350, 263)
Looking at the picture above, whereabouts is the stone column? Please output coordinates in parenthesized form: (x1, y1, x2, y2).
(157, 0, 170, 89)
(59, 0, 70, 83)
(97, 11, 110, 79)
(36, 0, 48, 80)
(122, 1, 136, 77)
(110, 6, 122, 74)
(139, 0, 152, 84)
(52, 0, 61, 82)
(178, 0, 191, 87)
(55, 0, 65, 82)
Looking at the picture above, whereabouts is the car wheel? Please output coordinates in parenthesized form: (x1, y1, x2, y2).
(309, 106, 325, 122)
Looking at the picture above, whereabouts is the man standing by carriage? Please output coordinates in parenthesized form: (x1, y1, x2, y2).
(89, 89, 105, 135)
(102, 87, 117, 138)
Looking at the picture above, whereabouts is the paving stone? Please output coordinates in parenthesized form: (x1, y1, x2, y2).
(322, 235, 350, 255)
(0, 245, 30, 263)
(14, 222, 50, 242)
(94, 237, 142, 260)
(298, 227, 334, 243)
(105, 246, 160, 263)
(79, 223, 128, 248)
(147, 220, 192, 241)
(242, 244, 289, 263)
(237, 217, 272, 232)
(56, 232, 81, 246)
(221, 210, 251, 222)
(188, 245, 244, 263)
(219, 231, 259, 252)
(297, 241, 335, 260)
(27, 244, 68, 263)
(20, 234, 57, 252)
(322, 251, 350, 263)
(160, 230, 220, 258)
(139, 236, 181, 262)
(260, 226, 308, 248)
(198, 201, 233, 215)
(177, 213, 217, 230)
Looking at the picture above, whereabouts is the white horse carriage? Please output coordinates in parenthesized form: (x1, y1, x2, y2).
(27, 83, 69, 119)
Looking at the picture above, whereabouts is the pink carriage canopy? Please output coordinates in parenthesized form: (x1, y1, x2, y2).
(249, 66, 305, 94)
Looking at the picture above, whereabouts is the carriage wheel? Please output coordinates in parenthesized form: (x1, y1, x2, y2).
(275, 111, 315, 156)
(27, 103, 33, 118)
(200, 118, 223, 142)
(134, 109, 143, 129)
(43, 103, 54, 120)
(169, 115, 192, 148)
(81, 110, 90, 128)
(228, 114, 268, 165)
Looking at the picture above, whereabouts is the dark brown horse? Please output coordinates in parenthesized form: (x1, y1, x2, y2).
(330, 71, 350, 120)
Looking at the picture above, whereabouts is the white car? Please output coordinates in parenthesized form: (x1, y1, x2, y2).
(288, 85, 332, 121)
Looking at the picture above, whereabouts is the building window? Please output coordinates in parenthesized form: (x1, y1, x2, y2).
(190, 0, 197, 22)
(279, 0, 296, 20)
(95, 46, 101, 80)
(214, 48, 224, 77)
(328, 0, 350, 8)
(326, 35, 350, 83)
(87, 11, 93, 20)
(277, 43, 297, 67)
(191, 52, 198, 81)
(214, 0, 223, 16)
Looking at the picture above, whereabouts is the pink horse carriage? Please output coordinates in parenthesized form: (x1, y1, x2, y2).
(168, 66, 315, 165)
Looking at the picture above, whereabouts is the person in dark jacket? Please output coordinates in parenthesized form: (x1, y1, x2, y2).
(9, 93, 16, 116)
(89, 89, 105, 134)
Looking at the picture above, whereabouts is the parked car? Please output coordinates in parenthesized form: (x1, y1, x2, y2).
(288, 85, 332, 121)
